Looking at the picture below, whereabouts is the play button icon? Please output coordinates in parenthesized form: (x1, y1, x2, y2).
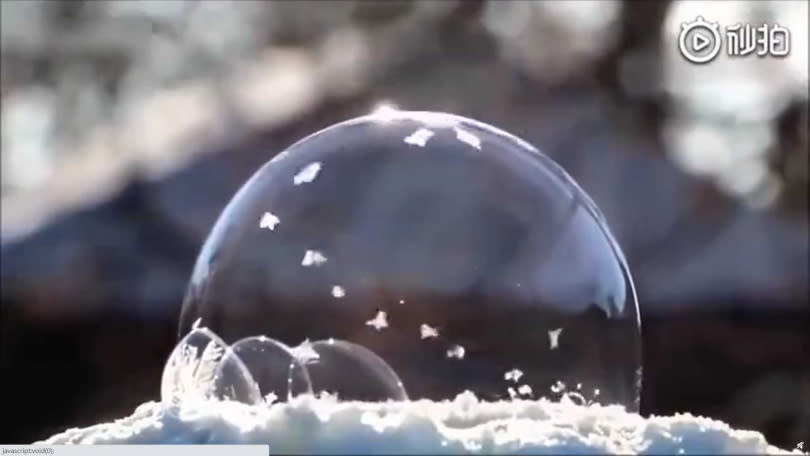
(679, 16, 722, 64)
(692, 33, 711, 52)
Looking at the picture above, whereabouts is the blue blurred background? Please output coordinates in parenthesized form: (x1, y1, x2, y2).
(1, 0, 807, 447)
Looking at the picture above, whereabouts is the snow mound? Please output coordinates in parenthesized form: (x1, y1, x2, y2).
(40, 392, 799, 454)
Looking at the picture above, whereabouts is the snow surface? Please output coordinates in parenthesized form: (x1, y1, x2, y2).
(39, 392, 800, 454)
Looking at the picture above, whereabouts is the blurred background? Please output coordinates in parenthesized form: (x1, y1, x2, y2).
(1, 0, 807, 447)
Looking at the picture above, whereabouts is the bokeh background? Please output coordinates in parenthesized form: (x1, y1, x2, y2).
(1, 0, 807, 447)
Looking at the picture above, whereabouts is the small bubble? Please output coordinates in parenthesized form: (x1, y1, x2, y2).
(551, 380, 566, 394)
(398, 299, 405, 305)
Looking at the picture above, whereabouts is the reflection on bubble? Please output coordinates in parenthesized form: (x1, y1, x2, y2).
(178, 109, 642, 410)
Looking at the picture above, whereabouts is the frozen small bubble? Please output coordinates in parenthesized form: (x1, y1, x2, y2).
(507, 387, 518, 400)
(420, 323, 439, 339)
(551, 380, 566, 394)
(301, 250, 327, 267)
(259, 212, 280, 230)
(365, 310, 388, 331)
(517, 384, 533, 396)
(455, 127, 481, 150)
(548, 327, 563, 350)
(576, 382, 582, 390)
(403, 128, 435, 147)
(504, 368, 524, 383)
(446, 344, 465, 359)
(331, 285, 345, 298)
(594, 388, 600, 397)
(293, 162, 322, 185)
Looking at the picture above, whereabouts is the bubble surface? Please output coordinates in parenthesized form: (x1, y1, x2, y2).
(178, 110, 642, 410)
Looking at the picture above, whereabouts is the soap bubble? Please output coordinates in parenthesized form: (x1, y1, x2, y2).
(178, 109, 642, 410)
(305, 339, 408, 401)
(228, 336, 312, 402)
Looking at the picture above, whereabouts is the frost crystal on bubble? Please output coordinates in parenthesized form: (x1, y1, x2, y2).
(290, 339, 320, 364)
(366, 310, 388, 331)
(455, 127, 481, 150)
(504, 368, 523, 383)
(294, 162, 322, 185)
(301, 250, 328, 267)
(403, 128, 435, 147)
(331, 285, 345, 298)
(507, 387, 518, 400)
(548, 328, 563, 350)
(446, 344, 465, 359)
(259, 212, 280, 230)
(420, 324, 439, 339)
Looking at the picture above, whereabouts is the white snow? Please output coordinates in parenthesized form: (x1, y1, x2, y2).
(39, 393, 799, 455)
